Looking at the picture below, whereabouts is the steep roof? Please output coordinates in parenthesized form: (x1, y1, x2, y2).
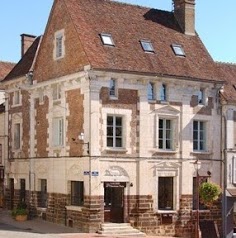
(216, 62, 236, 103)
(63, 0, 223, 82)
(3, 36, 41, 81)
(0, 61, 15, 80)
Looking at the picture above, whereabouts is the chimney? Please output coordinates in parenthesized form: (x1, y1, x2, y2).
(21, 34, 37, 57)
(173, 0, 195, 36)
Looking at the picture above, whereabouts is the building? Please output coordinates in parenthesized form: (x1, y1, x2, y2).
(2, 0, 225, 237)
(217, 62, 236, 238)
(0, 61, 15, 207)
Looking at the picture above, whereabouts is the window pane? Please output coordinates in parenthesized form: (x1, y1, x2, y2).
(160, 84, 166, 101)
(159, 139, 163, 149)
(107, 127, 113, 136)
(116, 117, 122, 126)
(107, 116, 113, 125)
(71, 181, 84, 206)
(147, 83, 154, 100)
(193, 131, 198, 140)
(107, 138, 113, 147)
(193, 141, 198, 150)
(116, 138, 122, 147)
(159, 119, 163, 128)
(158, 177, 173, 210)
(193, 121, 198, 130)
(166, 120, 171, 129)
(166, 140, 171, 149)
(116, 127, 122, 137)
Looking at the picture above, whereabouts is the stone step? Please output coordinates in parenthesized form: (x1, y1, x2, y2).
(98, 223, 146, 237)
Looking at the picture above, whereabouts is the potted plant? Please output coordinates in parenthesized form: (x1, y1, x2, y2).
(199, 182, 221, 207)
(11, 202, 28, 221)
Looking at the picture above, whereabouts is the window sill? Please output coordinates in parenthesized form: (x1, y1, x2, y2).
(65, 205, 83, 212)
(151, 149, 177, 154)
(109, 96, 118, 100)
(12, 104, 22, 108)
(156, 210, 177, 214)
(105, 147, 127, 153)
(191, 151, 212, 155)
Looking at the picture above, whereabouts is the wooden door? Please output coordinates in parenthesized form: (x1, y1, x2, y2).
(104, 182, 124, 223)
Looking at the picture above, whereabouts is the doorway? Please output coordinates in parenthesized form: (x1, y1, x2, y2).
(10, 178, 14, 210)
(104, 182, 125, 223)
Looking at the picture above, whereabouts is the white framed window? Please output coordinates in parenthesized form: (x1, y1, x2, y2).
(13, 91, 21, 106)
(52, 84, 61, 101)
(52, 118, 64, 147)
(109, 79, 117, 97)
(160, 84, 167, 101)
(159, 118, 173, 150)
(140, 40, 154, 53)
(100, 33, 114, 46)
(13, 123, 21, 150)
(54, 30, 65, 60)
(147, 82, 155, 101)
(193, 120, 206, 151)
(107, 115, 123, 148)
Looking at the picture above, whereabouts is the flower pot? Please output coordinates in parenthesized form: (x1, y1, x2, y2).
(15, 214, 27, 222)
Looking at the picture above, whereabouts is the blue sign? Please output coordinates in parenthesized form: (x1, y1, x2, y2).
(92, 171, 99, 176)
(84, 171, 90, 175)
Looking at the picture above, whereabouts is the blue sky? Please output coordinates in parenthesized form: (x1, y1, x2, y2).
(0, 0, 236, 63)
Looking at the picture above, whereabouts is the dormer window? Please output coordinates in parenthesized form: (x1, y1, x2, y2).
(140, 40, 154, 53)
(160, 84, 167, 101)
(171, 44, 185, 57)
(100, 33, 114, 46)
(147, 82, 155, 100)
(54, 29, 65, 60)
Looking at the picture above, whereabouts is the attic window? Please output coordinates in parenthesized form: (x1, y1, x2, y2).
(140, 40, 154, 53)
(171, 44, 185, 57)
(100, 34, 114, 46)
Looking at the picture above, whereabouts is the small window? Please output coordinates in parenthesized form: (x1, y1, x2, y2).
(14, 123, 21, 150)
(109, 79, 117, 97)
(71, 181, 84, 206)
(160, 84, 167, 101)
(172, 44, 185, 57)
(52, 85, 61, 101)
(193, 120, 206, 151)
(158, 177, 173, 210)
(198, 89, 205, 104)
(53, 118, 64, 146)
(159, 119, 173, 150)
(13, 91, 20, 105)
(54, 30, 65, 59)
(147, 82, 155, 100)
(140, 40, 154, 52)
(39, 179, 47, 208)
(100, 33, 114, 46)
(107, 115, 123, 148)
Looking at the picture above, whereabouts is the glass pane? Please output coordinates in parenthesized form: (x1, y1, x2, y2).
(193, 131, 198, 140)
(159, 129, 163, 139)
(200, 141, 204, 150)
(166, 130, 171, 139)
(141, 41, 154, 52)
(200, 122, 204, 130)
(159, 119, 163, 128)
(159, 139, 163, 149)
(160, 84, 166, 101)
(116, 138, 122, 147)
(102, 35, 113, 45)
(166, 140, 171, 149)
(107, 127, 113, 136)
(116, 117, 122, 126)
(107, 138, 113, 147)
(193, 141, 198, 150)
(107, 116, 113, 125)
(147, 83, 154, 100)
(166, 120, 171, 129)
(200, 131, 204, 140)
(116, 127, 122, 136)
(193, 121, 198, 130)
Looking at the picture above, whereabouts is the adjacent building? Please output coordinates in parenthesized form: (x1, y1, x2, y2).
(1, 0, 229, 237)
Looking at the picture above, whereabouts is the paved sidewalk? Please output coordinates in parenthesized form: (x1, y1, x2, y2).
(0, 209, 176, 238)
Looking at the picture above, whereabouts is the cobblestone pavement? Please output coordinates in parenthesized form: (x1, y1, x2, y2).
(0, 209, 176, 238)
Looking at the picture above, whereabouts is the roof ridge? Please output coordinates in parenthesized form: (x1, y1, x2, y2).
(215, 61, 236, 66)
(0, 60, 16, 65)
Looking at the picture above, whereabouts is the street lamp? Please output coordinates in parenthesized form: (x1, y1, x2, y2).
(194, 160, 201, 238)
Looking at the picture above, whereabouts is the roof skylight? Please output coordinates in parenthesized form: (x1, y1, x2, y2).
(100, 33, 114, 46)
(172, 44, 185, 57)
(140, 40, 154, 53)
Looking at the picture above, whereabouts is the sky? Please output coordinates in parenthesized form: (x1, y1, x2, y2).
(0, 0, 236, 64)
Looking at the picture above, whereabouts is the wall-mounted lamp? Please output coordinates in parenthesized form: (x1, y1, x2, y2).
(130, 182, 133, 187)
(72, 133, 89, 154)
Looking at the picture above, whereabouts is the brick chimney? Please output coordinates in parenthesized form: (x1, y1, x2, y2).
(173, 0, 195, 36)
(21, 34, 37, 57)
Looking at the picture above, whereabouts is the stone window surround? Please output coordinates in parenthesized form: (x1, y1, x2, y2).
(155, 169, 179, 212)
(101, 108, 132, 153)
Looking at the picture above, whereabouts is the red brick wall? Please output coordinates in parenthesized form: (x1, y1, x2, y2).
(35, 97, 49, 157)
(66, 89, 84, 157)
